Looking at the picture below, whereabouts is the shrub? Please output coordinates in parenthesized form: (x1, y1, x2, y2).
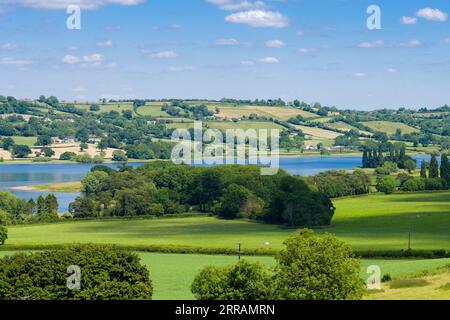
(376, 175, 399, 194)
(425, 178, 445, 190)
(32, 157, 52, 163)
(0, 244, 153, 300)
(112, 150, 128, 162)
(381, 274, 392, 283)
(191, 260, 273, 300)
(401, 177, 426, 192)
(59, 151, 77, 161)
(274, 230, 364, 300)
(0, 226, 7, 245)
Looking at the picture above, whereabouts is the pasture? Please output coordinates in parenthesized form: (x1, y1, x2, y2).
(208, 104, 317, 121)
(4, 190, 450, 252)
(293, 125, 341, 139)
(361, 121, 419, 135)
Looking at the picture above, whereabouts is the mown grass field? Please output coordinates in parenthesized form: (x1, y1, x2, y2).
(5, 191, 450, 252)
(10, 136, 37, 146)
(292, 125, 341, 139)
(361, 121, 419, 135)
(166, 121, 285, 132)
(1, 250, 449, 300)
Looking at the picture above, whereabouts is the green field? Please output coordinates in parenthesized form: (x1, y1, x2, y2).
(9, 136, 37, 146)
(5, 191, 450, 252)
(1, 250, 449, 299)
(361, 121, 419, 135)
(167, 121, 285, 132)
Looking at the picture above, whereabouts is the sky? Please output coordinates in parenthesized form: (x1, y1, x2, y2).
(0, 0, 449, 110)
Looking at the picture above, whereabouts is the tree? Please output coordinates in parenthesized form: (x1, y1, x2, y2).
(404, 159, 416, 174)
(82, 171, 109, 195)
(420, 160, 428, 178)
(112, 150, 128, 162)
(376, 175, 399, 194)
(89, 104, 100, 112)
(80, 142, 89, 151)
(440, 154, 450, 186)
(191, 260, 273, 300)
(59, 151, 77, 161)
(36, 135, 52, 146)
(37, 195, 45, 214)
(0, 210, 7, 245)
(1, 137, 15, 150)
(11, 145, 31, 158)
(274, 230, 363, 300)
(44, 194, 58, 215)
(41, 147, 55, 157)
(429, 154, 439, 178)
(0, 245, 153, 300)
(216, 184, 252, 219)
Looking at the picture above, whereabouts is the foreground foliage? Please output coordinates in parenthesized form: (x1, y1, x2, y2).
(0, 244, 153, 300)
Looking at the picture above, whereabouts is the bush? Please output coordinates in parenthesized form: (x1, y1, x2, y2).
(112, 150, 128, 162)
(32, 157, 52, 163)
(0, 244, 153, 300)
(0, 226, 7, 245)
(376, 175, 399, 194)
(381, 274, 392, 283)
(191, 260, 273, 300)
(274, 230, 364, 300)
(59, 151, 77, 161)
(401, 177, 426, 192)
(425, 178, 445, 190)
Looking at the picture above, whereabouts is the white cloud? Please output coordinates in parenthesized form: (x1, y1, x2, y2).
(399, 39, 422, 47)
(150, 51, 178, 59)
(215, 38, 239, 46)
(62, 55, 80, 64)
(416, 8, 448, 22)
(225, 10, 288, 28)
(207, 0, 266, 11)
(358, 40, 384, 48)
(0, 0, 144, 10)
(443, 38, 450, 44)
(62, 53, 104, 65)
(259, 56, 279, 64)
(265, 39, 285, 48)
(387, 68, 398, 74)
(1, 43, 16, 49)
(67, 46, 79, 51)
(297, 30, 304, 36)
(401, 16, 417, 25)
(352, 72, 366, 78)
(96, 40, 113, 47)
(0, 57, 33, 66)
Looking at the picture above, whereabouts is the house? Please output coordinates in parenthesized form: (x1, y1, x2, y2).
(63, 136, 76, 143)
(51, 136, 62, 144)
(88, 134, 102, 144)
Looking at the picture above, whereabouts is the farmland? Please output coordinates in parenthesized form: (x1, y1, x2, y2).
(4, 190, 450, 252)
(361, 121, 420, 135)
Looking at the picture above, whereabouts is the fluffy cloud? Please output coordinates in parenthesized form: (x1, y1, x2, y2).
(416, 8, 448, 22)
(150, 51, 178, 59)
(96, 40, 113, 47)
(259, 56, 279, 64)
(207, 0, 265, 11)
(62, 53, 104, 65)
(358, 40, 384, 48)
(225, 10, 288, 28)
(352, 72, 366, 78)
(265, 39, 285, 48)
(387, 68, 398, 74)
(298, 48, 317, 54)
(0, 0, 144, 10)
(401, 16, 417, 25)
(215, 38, 239, 46)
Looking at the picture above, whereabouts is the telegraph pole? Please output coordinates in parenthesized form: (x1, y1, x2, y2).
(237, 243, 243, 261)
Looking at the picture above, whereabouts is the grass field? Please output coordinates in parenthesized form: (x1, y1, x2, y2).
(0, 250, 449, 299)
(10, 136, 37, 146)
(5, 190, 450, 252)
(292, 125, 341, 139)
(136, 104, 170, 117)
(208, 105, 317, 121)
(167, 121, 285, 132)
(361, 121, 419, 135)
(26, 181, 81, 192)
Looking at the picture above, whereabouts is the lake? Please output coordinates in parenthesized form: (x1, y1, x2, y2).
(0, 155, 431, 213)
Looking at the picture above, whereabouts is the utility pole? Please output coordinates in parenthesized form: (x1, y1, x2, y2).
(237, 243, 243, 262)
(408, 227, 412, 251)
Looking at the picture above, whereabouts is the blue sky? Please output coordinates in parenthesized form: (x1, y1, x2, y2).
(0, 0, 449, 109)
